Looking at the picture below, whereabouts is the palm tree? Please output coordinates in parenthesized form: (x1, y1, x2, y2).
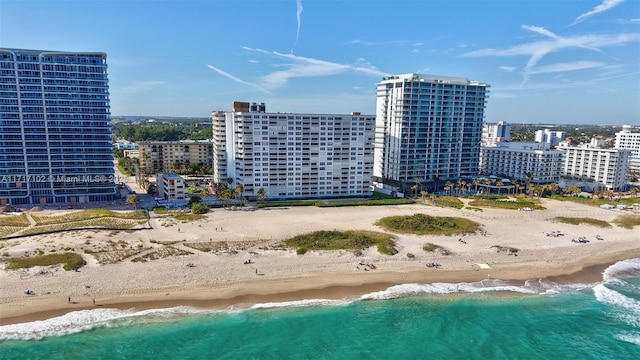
(234, 183, 244, 205)
(433, 175, 440, 194)
(413, 178, 422, 195)
(257, 187, 266, 204)
(524, 172, 534, 197)
(445, 181, 454, 195)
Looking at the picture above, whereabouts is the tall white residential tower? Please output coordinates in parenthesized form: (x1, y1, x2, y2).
(373, 74, 489, 192)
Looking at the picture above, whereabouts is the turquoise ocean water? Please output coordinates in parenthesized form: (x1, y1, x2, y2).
(1, 258, 639, 359)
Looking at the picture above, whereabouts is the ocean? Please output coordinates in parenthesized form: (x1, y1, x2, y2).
(1, 258, 639, 359)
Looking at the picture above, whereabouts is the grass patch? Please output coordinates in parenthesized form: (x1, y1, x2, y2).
(491, 245, 520, 254)
(183, 240, 264, 253)
(422, 243, 452, 255)
(131, 246, 193, 262)
(170, 210, 205, 222)
(468, 196, 545, 210)
(552, 217, 611, 228)
(431, 196, 464, 209)
(613, 215, 640, 229)
(464, 206, 483, 212)
(284, 230, 397, 255)
(375, 213, 481, 236)
(0, 214, 30, 226)
(31, 208, 147, 225)
(19, 217, 148, 236)
(257, 200, 317, 208)
(4, 252, 85, 271)
(85, 248, 151, 265)
(548, 194, 640, 208)
(316, 198, 415, 207)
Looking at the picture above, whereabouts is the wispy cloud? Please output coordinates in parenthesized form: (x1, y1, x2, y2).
(573, 0, 624, 25)
(527, 60, 605, 75)
(206, 64, 273, 95)
(499, 66, 517, 72)
(244, 47, 386, 89)
(463, 27, 639, 85)
(292, 0, 303, 53)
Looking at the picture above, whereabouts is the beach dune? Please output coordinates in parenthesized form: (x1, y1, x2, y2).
(1, 199, 638, 325)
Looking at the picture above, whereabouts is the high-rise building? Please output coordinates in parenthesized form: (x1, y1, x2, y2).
(373, 73, 489, 193)
(482, 121, 510, 146)
(615, 125, 640, 180)
(212, 102, 375, 199)
(535, 129, 566, 146)
(0, 48, 115, 206)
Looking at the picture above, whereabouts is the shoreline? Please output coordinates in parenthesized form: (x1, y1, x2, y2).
(2, 200, 638, 327)
(2, 250, 636, 326)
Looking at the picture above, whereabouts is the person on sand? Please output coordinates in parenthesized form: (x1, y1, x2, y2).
(68, 296, 71, 304)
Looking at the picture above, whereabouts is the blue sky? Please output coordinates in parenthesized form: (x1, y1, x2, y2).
(1, 0, 639, 125)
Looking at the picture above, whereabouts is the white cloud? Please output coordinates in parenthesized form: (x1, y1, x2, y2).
(527, 61, 605, 75)
(243, 47, 386, 89)
(463, 28, 639, 85)
(573, 0, 624, 25)
(499, 66, 517, 72)
(248, 60, 259, 64)
(206, 64, 273, 95)
(291, 0, 303, 53)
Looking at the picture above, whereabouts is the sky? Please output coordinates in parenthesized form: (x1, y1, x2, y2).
(1, 0, 639, 125)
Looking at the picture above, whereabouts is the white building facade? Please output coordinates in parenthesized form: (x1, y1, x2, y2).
(482, 121, 510, 146)
(156, 172, 186, 203)
(615, 125, 640, 179)
(558, 146, 631, 191)
(374, 74, 489, 192)
(479, 142, 564, 183)
(535, 129, 566, 146)
(212, 102, 375, 200)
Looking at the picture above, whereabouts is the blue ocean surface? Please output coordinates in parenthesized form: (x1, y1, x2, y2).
(1, 258, 639, 360)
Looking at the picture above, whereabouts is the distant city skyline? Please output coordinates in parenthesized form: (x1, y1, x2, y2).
(2, 0, 639, 125)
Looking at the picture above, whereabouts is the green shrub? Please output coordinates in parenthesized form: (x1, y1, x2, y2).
(284, 230, 397, 255)
(552, 217, 611, 228)
(376, 213, 481, 235)
(5, 252, 85, 271)
(191, 203, 209, 214)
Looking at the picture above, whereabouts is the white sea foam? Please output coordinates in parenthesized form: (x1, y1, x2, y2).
(0, 306, 210, 341)
(249, 298, 350, 309)
(357, 280, 563, 300)
(602, 258, 640, 282)
(616, 332, 640, 346)
(593, 283, 640, 328)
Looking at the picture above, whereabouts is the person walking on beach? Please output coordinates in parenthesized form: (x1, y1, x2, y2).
(68, 296, 71, 304)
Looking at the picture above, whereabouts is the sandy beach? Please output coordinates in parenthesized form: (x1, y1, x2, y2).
(1, 198, 638, 325)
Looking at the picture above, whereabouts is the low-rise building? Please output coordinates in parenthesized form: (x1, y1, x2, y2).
(156, 172, 186, 204)
(113, 139, 139, 150)
(479, 142, 564, 183)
